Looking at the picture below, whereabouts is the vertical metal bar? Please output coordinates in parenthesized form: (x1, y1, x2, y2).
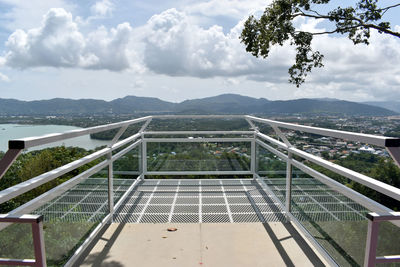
(138, 141, 143, 180)
(142, 139, 147, 177)
(386, 147, 400, 168)
(31, 218, 46, 267)
(245, 118, 257, 131)
(139, 118, 153, 133)
(272, 125, 291, 147)
(107, 152, 114, 217)
(251, 139, 256, 179)
(0, 149, 22, 180)
(109, 125, 129, 146)
(364, 220, 380, 267)
(285, 152, 293, 219)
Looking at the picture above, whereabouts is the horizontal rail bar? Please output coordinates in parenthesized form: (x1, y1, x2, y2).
(8, 116, 150, 149)
(143, 131, 254, 135)
(144, 138, 253, 143)
(0, 214, 42, 223)
(375, 255, 400, 264)
(367, 212, 400, 221)
(151, 115, 246, 119)
(0, 259, 36, 266)
(105, 171, 140, 175)
(248, 115, 400, 147)
(145, 171, 252, 176)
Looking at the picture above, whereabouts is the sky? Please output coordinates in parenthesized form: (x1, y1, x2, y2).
(0, 0, 399, 103)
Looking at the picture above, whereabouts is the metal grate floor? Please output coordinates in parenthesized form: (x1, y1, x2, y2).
(34, 177, 369, 224)
(113, 179, 285, 223)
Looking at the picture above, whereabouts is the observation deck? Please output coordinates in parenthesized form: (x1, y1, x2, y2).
(0, 115, 399, 267)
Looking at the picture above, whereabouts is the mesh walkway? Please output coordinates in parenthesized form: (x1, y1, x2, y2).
(264, 177, 369, 221)
(113, 179, 285, 223)
(34, 177, 369, 224)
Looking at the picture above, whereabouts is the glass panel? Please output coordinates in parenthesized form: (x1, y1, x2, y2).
(112, 145, 140, 204)
(147, 142, 250, 172)
(256, 143, 286, 203)
(113, 146, 141, 178)
(32, 175, 108, 266)
(0, 223, 34, 260)
(147, 118, 249, 131)
(375, 221, 400, 266)
(290, 166, 371, 266)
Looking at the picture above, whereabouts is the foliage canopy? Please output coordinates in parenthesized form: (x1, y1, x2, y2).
(240, 0, 400, 86)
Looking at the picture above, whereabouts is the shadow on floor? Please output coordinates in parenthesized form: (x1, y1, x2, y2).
(252, 180, 326, 267)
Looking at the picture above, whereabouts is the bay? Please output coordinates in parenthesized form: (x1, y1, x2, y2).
(0, 124, 110, 152)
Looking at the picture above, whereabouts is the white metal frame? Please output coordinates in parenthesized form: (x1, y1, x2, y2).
(0, 214, 46, 267)
(0, 114, 399, 267)
(364, 212, 400, 267)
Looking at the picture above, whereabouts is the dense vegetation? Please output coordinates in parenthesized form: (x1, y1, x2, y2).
(0, 147, 101, 212)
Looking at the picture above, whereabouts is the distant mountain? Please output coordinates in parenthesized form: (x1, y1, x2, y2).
(176, 94, 270, 113)
(0, 94, 396, 116)
(110, 96, 174, 113)
(363, 101, 400, 113)
(175, 94, 395, 116)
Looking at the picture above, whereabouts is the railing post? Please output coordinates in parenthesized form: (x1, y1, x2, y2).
(364, 220, 380, 267)
(31, 217, 46, 267)
(251, 139, 256, 179)
(107, 152, 114, 217)
(0, 149, 22, 180)
(285, 152, 293, 219)
(142, 138, 147, 177)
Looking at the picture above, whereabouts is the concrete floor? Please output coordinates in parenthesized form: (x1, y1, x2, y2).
(78, 223, 328, 267)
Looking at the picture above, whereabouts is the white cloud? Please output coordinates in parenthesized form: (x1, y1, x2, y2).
(5, 8, 85, 68)
(91, 0, 114, 17)
(307, 25, 400, 100)
(142, 8, 292, 80)
(84, 23, 133, 70)
(4, 8, 136, 71)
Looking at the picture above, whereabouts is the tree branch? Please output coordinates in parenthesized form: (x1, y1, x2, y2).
(295, 25, 361, 36)
(294, 11, 400, 39)
(361, 23, 400, 38)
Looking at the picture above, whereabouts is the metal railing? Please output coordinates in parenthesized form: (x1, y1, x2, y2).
(0, 115, 399, 267)
(0, 214, 46, 267)
(364, 212, 400, 267)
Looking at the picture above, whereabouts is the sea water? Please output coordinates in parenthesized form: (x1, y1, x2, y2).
(0, 124, 110, 152)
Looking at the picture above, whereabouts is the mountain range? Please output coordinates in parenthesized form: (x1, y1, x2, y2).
(0, 94, 396, 116)
(363, 101, 400, 113)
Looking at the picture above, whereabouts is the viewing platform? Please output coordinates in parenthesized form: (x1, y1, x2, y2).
(0, 115, 399, 266)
